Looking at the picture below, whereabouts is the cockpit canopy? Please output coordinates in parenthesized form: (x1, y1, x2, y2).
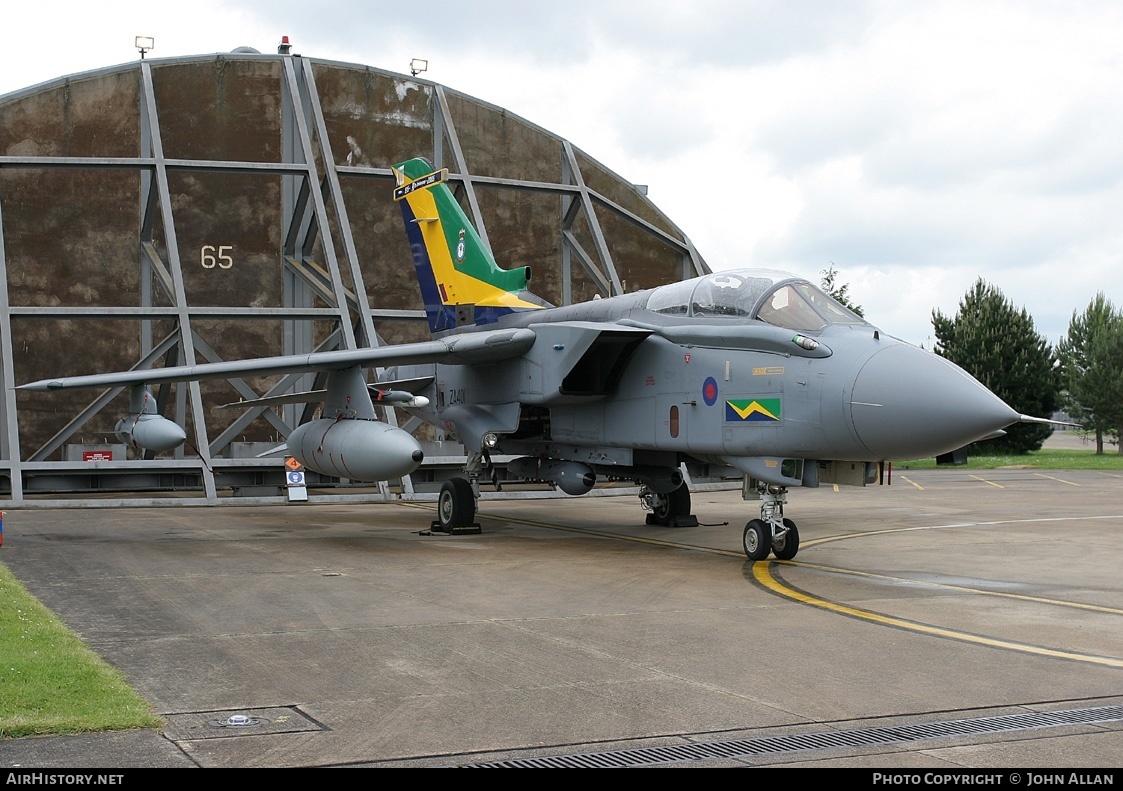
(645, 269, 867, 332)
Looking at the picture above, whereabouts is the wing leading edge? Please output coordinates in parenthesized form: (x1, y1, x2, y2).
(17, 327, 537, 392)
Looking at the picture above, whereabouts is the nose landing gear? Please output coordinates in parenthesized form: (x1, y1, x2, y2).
(742, 484, 800, 561)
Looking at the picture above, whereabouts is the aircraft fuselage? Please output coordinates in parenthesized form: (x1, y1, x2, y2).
(391, 286, 1018, 488)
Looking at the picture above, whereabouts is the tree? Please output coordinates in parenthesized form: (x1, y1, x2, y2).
(820, 264, 864, 317)
(931, 279, 1058, 454)
(1056, 294, 1123, 454)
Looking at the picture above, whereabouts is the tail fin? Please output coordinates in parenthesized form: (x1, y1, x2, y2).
(392, 157, 550, 333)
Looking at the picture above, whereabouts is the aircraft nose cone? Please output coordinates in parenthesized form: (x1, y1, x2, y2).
(850, 343, 1019, 460)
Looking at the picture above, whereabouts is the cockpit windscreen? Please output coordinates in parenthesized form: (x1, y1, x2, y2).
(647, 269, 867, 332)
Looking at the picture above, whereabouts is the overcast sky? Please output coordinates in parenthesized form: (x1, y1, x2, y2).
(2, 0, 1120, 347)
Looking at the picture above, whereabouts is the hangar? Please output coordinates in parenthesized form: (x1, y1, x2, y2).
(0, 43, 707, 505)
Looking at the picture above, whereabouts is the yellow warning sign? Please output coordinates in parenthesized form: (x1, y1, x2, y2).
(285, 457, 303, 472)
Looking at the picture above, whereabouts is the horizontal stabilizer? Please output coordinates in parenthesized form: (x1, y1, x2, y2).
(254, 442, 289, 459)
(218, 391, 327, 410)
(217, 388, 426, 410)
(372, 375, 435, 394)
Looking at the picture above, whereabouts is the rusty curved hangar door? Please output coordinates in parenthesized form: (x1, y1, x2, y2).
(0, 48, 706, 506)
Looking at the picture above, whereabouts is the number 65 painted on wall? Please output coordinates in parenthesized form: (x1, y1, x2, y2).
(200, 245, 233, 269)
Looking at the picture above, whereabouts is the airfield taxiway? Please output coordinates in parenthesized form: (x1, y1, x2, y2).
(1, 455, 1122, 768)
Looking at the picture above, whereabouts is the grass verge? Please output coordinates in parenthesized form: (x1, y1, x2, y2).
(894, 448, 1123, 470)
(0, 563, 162, 739)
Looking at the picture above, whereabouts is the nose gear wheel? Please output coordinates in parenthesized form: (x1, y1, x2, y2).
(742, 484, 800, 561)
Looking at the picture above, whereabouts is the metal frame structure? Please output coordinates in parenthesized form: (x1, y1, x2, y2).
(0, 52, 707, 507)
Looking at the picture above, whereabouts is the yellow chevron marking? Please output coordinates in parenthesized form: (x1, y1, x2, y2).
(727, 400, 779, 420)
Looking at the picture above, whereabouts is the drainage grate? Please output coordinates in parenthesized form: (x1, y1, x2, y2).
(461, 705, 1123, 768)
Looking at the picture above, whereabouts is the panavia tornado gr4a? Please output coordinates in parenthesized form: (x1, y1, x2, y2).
(19, 157, 1042, 561)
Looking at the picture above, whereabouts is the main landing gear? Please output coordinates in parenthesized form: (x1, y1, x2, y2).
(641, 484, 698, 527)
(433, 454, 483, 535)
(742, 484, 800, 561)
(436, 477, 479, 533)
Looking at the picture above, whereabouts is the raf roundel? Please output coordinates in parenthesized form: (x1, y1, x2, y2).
(702, 376, 719, 407)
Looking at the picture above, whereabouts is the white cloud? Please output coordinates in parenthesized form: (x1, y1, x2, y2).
(2, 0, 1122, 346)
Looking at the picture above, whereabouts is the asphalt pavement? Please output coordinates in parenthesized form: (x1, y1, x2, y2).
(1, 438, 1122, 769)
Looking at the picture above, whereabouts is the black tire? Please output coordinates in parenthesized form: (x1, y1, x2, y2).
(438, 478, 475, 530)
(771, 518, 800, 560)
(652, 485, 692, 526)
(743, 519, 772, 561)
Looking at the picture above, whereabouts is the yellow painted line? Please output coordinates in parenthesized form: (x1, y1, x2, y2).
(1034, 472, 1081, 486)
(401, 501, 1123, 667)
(789, 559, 1123, 615)
(970, 474, 1004, 488)
(899, 476, 924, 490)
(799, 514, 1123, 549)
(753, 562, 1123, 669)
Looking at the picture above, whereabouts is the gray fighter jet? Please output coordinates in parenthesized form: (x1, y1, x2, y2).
(18, 157, 1039, 560)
